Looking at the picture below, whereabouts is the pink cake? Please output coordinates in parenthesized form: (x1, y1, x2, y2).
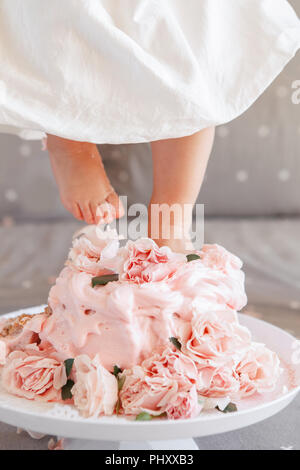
(0, 226, 282, 420)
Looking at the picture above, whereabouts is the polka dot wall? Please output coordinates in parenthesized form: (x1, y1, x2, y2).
(213, 75, 300, 196)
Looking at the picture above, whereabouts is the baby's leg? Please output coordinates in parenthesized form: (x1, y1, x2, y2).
(47, 135, 124, 224)
(149, 128, 215, 252)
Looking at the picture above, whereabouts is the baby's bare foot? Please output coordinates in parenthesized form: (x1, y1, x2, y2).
(47, 136, 124, 224)
(148, 202, 194, 253)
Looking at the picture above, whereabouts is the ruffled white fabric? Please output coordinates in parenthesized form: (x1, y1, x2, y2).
(0, 0, 299, 143)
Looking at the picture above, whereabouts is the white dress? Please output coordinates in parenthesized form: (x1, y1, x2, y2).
(0, 0, 299, 143)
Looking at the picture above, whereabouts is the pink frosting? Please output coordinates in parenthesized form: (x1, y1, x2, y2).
(39, 232, 248, 370)
(1, 346, 67, 402)
(72, 354, 118, 417)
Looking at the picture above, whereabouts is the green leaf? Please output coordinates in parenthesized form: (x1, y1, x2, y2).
(115, 397, 121, 415)
(61, 379, 74, 401)
(92, 273, 119, 288)
(217, 402, 238, 414)
(117, 375, 126, 391)
(153, 412, 167, 419)
(113, 365, 122, 377)
(186, 254, 201, 263)
(169, 337, 182, 351)
(136, 412, 152, 421)
(64, 358, 74, 378)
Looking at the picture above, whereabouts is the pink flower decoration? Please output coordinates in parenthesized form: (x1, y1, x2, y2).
(72, 355, 118, 417)
(1, 348, 67, 402)
(183, 309, 251, 367)
(142, 347, 198, 387)
(120, 365, 178, 416)
(120, 347, 199, 416)
(123, 238, 184, 284)
(67, 226, 120, 276)
(166, 386, 201, 420)
(236, 343, 281, 397)
(197, 364, 240, 398)
(200, 244, 243, 273)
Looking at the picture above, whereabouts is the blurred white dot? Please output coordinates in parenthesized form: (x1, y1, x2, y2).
(278, 169, 291, 182)
(118, 170, 129, 183)
(276, 86, 288, 98)
(19, 143, 32, 157)
(111, 149, 122, 160)
(297, 126, 300, 135)
(217, 126, 230, 138)
(289, 301, 300, 310)
(258, 125, 271, 138)
(236, 170, 248, 182)
(5, 189, 18, 202)
(21, 280, 32, 289)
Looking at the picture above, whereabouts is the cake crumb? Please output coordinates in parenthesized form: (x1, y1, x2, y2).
(0, 307, 52, 338)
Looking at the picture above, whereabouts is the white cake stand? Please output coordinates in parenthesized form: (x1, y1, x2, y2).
(0, 307, 299, 450)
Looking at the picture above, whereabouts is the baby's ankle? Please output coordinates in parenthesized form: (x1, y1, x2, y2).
(148, 200, 193, 252)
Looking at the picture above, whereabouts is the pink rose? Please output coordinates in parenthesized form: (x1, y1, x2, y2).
(236, 344, 281, 397)
(142, 347, 198, 388)
(120, 347, 199, 417)
(200, 244, 243, 273)
(166, 385, 201, 420)
(68, 225, 120, 276)
(120, 365, 179, 416)
(197, 364, 240, 398)
(72, 355, 118, 417)
(122, 238, 184, 284)
(183, 309, 251, 367)
(1, 348, 67, 402)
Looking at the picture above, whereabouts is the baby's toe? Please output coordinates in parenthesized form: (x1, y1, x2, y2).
(95, 201, 115, 225)
(91, 202, 105, 224)
(72, 202, 84, 221)
(106, 191, 124, 219)
(81, 203, 95, 224)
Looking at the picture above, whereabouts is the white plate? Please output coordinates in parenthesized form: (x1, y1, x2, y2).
(0, 306, 299, 442)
